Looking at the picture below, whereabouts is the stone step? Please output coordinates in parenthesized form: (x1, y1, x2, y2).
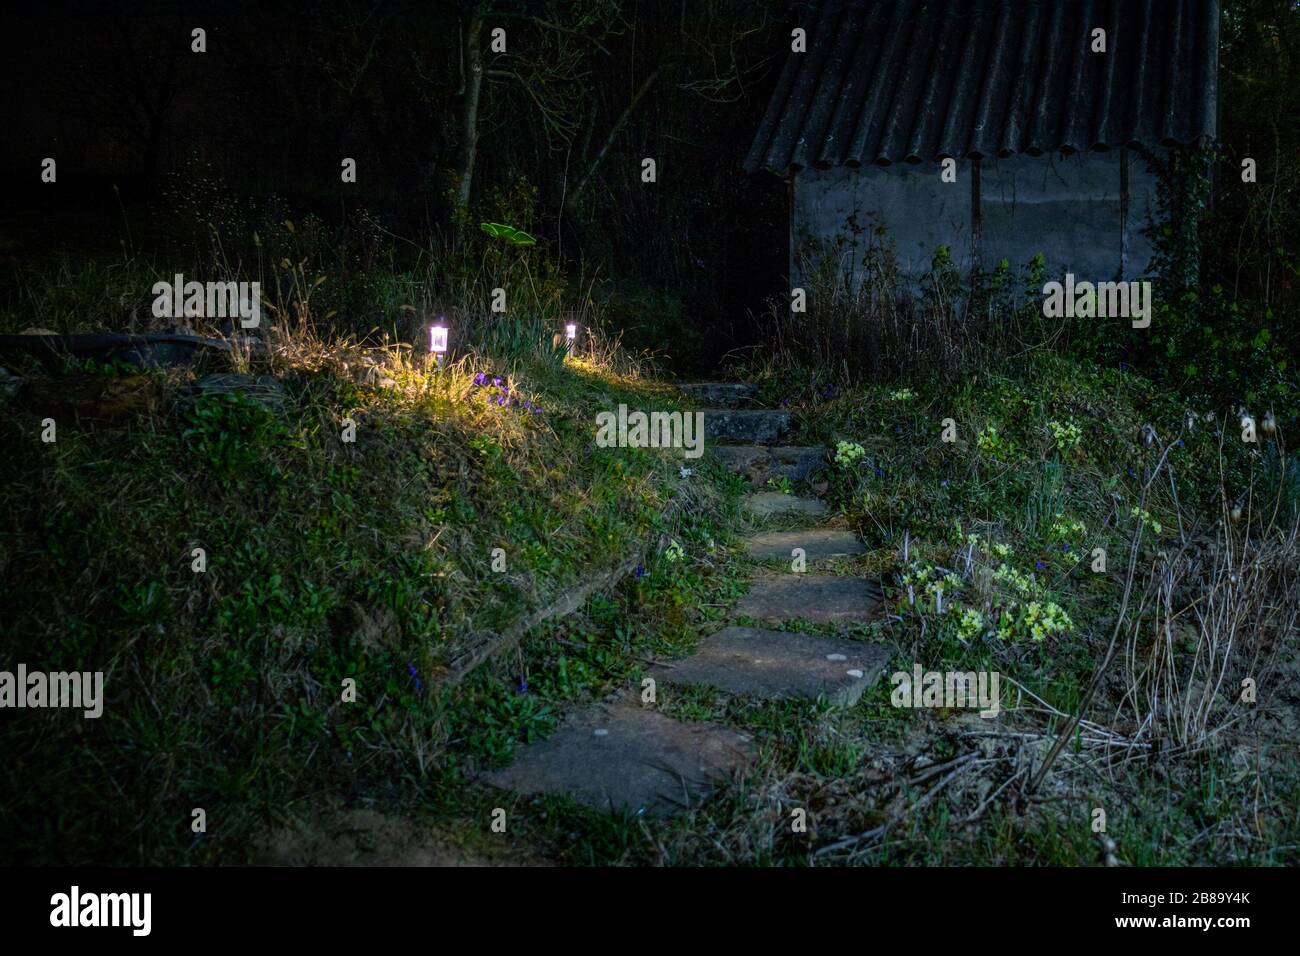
(649, 625, 891, 706)
(714, 445, 828, 487)
(678, 382, 758, 406)
(737, 574, 883, 624)
(703, 409, 792, 443)
(744, 492, 829, 518)
(477, 700, 753, 817)
(745, 528, 866, 561)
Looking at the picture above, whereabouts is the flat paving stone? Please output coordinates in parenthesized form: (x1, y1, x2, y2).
(678, 382, 758, 406)
(745, 491, 828, 517)
(478, 700, 752, 817)
(745, 528, 866, 560)
(737, 574, 883, 623)
(650, 625, 891, 706)
(703, 409, 791, 443)
(715, 445, 828, 486)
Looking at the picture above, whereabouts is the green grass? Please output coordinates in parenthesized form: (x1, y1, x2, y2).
(0, 322, 732, 864)
(2, 253, 1296, 866)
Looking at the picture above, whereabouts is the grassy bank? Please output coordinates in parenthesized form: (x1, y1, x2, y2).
(0, 306, 745, 863)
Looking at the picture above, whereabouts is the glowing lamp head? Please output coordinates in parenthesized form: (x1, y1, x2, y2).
(429, 324, 449, 354)
(565, 323, 577, 342)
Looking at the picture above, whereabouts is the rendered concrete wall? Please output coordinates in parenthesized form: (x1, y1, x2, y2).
(791, 150, 1161, 289)
(979, 150, 1159, 281)
(792, 160, 973, 290)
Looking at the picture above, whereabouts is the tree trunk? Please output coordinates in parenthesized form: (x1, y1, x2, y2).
(456, 11, 485, 211)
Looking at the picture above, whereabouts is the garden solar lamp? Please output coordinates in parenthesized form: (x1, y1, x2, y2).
(429, 322, 448, 364)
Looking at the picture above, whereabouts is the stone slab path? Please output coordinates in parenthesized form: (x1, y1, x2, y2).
(479, 700, 753, 817)
(649, 625, 890, 706)
(714, 445, 827, 487)
(737, 574, 884, 624)
(745, 491, 828, 517)
(745, 528, 866, 560)
(677, 381, 758, 405)
(703, 408, 792, 443)
(478, 382, 886, 817)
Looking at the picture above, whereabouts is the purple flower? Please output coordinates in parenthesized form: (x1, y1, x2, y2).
(492, 376, 503, 388)
(634, 564, 646, 578)
(473, 372, 489, 386)
(1035, 560, 1045, 570)
(516, 677, 529, 695)
(407, 662, 423, 692)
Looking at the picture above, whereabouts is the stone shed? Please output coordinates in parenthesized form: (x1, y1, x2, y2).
(744, 0, 1220, 288)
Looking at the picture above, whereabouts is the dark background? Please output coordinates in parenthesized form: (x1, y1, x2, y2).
(0, 0, 1296, 382)
(0, 0, 800, 370)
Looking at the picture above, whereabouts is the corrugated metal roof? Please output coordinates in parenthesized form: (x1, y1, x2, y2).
(744, 0, 1219, 174)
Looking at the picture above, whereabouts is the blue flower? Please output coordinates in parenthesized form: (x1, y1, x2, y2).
(516, 677, 529, 695)
(634, 564, 646, 578)
(1035, 560, 1045, 570)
